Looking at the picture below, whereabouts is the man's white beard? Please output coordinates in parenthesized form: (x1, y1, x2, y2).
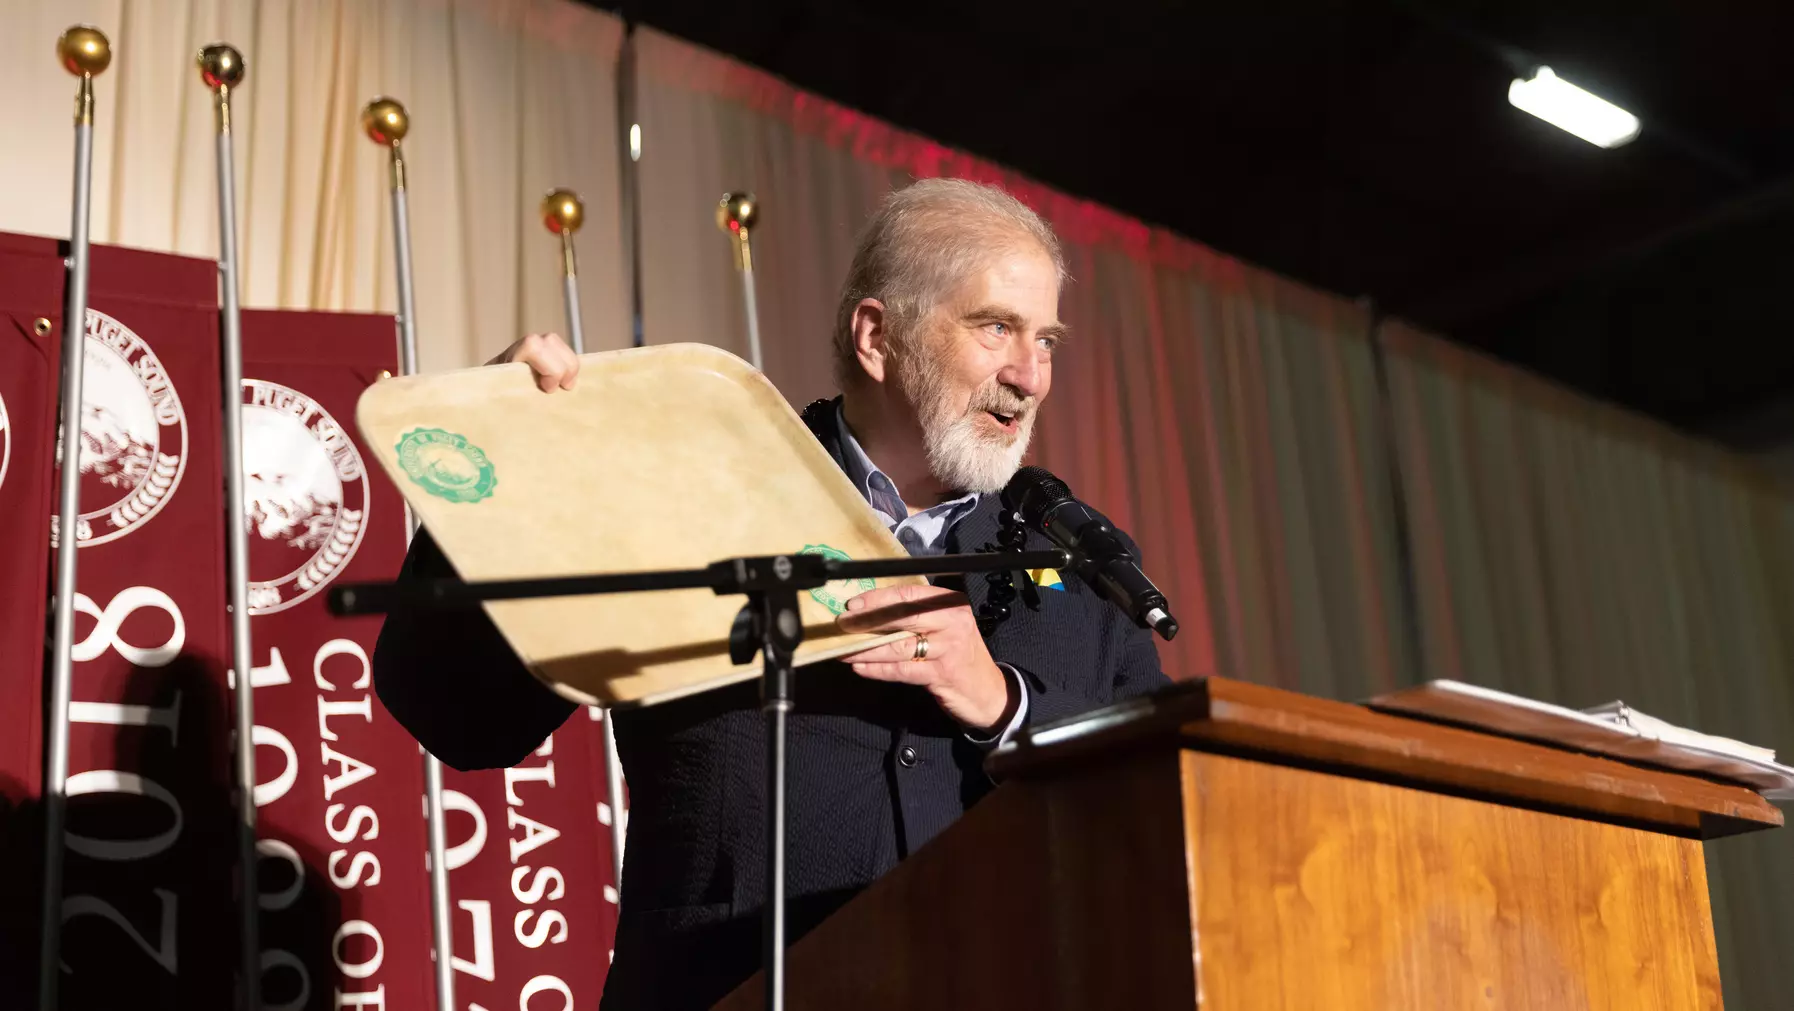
(897, 346, 1036, 494)
(926, 409, 1033, 493)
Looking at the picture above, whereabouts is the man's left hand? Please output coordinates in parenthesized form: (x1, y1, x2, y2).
(837, 584, 1014, 734)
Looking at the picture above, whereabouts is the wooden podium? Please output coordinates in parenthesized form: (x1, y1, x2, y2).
(716, 677, 1782, 1010)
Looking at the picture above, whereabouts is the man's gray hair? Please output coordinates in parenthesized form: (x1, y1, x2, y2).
(832, 178, 1066, 388)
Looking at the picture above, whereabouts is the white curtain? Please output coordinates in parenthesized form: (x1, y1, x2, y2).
(0, 0, 630, 371)
(633, 26, 892, 406)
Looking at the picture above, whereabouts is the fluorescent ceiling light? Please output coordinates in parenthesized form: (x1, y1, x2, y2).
(1508, 66, 1640, 149)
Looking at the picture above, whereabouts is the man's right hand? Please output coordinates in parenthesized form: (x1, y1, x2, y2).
(487, 332, 579, 393)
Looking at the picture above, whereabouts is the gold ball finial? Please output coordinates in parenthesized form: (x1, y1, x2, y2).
(58, 26, 111, 77)
(361, 97, 409, 146)
(541, 189, 585, 235)
(716, 192, 759, 234)
(196, 43, 246, 90)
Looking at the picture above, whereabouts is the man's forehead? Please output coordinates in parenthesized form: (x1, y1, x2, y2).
(945, 254, 1059, 305)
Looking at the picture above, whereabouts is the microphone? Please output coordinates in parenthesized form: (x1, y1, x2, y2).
(1004, 466, 1179, 642)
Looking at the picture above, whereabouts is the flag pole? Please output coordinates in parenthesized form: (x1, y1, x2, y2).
(363, 96, 456, 1011)
(39, 26, 112, 1009)
(541, 188, 631, 898)
(716, 192, 764, 369)
(197, 40, 263, 1009)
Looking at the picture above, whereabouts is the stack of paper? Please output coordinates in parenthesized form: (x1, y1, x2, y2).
(1581, 701, 1778, 764)
(1367, 680, 1794, 800)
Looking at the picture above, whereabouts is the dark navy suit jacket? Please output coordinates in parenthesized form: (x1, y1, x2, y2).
(372, 397, 1170, 1009)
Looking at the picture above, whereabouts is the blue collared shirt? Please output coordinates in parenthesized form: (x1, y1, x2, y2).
(833, 403, 1029, 747)
(834, 403, 982, 556)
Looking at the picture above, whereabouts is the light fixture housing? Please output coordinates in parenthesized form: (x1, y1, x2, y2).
(1508, 66, 1640, 149)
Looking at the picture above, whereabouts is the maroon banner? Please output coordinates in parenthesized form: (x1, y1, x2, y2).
(242, 309, 433, 1010)
(443, 708, 620, 1008)
(49, 242, 238, 1008)
(0, 233, 66, 1001)
(0, 233, 624, 1008)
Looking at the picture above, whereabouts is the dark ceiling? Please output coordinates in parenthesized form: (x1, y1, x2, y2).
(598, 0, 1794, 449)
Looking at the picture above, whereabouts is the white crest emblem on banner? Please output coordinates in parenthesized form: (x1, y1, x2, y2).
(0, 391, 10, 493)
(51, 309, 189, 547)
(242, 378, 370, 614)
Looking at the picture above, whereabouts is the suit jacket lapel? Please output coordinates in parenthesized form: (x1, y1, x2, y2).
(799, 396, 849, 474)
(944, 496, 1003, 615)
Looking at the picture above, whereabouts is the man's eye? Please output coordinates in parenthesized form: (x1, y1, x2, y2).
(987, 322, 1008, 337)
(1037, 336, 1058, 352)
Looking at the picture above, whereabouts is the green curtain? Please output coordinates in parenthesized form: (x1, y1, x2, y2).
(1380, 319, 1794, 1008)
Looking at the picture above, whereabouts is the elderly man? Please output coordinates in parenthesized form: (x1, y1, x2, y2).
(372, 178, 1170, 1009)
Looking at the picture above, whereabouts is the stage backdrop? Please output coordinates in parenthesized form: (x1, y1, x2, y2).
(1378, 318, 1794, 1011)
(0, 0, 631, 372)
(630, 26, 1415, 697)
(628, 26, 1794, 1006)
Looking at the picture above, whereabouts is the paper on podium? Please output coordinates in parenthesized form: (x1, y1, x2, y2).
(356, 343, 922, 708)
(1369, 680, 1794, 799)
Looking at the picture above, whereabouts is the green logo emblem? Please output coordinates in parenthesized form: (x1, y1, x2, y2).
(800, 544, 873, 615)
(395, 428, 496, 504)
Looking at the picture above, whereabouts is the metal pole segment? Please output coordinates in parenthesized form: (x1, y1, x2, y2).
(327, 548, 1071, 614)
(740, 250, 764, 371)
(361, 95, 454, 1011)
(561, 276, 586, 353)
(758, 589, 796, 1011)
(543, 189, 588, 356)
(208, 65, 263, 1008)
(395, 177, 457, 1011)
(603, 717, 626, 887)
(542, 191, 625, 901)
(763, 677, 788, 1011)
(391, 166, 421, 379)
(39, 54, 101, 1011)
(421, 752, 453, 987)
(542, 189, 630, 903)
(385, 126, 457, 1011)
(715, 193, 762, 369)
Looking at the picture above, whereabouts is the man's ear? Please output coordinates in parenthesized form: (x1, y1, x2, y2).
(851, 298, 890, 384)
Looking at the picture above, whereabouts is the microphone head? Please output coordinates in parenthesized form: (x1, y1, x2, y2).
(1005, 466, 1074, 527)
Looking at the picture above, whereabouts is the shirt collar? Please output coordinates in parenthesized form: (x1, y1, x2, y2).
(834, 400, 979, 526)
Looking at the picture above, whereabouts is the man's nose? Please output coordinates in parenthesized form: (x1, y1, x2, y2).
(998, 341, 1044, 398)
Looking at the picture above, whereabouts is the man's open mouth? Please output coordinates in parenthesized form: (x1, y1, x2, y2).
(986, 410, 1019, 433)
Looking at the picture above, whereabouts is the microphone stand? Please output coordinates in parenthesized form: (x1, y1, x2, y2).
(328, 546, 1069, 1011)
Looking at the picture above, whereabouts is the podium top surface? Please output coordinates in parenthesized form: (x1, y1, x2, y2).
(990, 677, 1782, 840)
